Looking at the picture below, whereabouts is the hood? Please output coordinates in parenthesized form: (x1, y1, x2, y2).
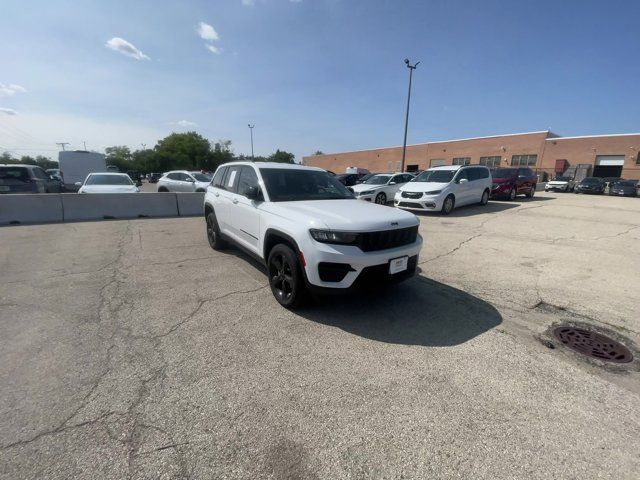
(611, 185, 635, 192)
(491, 177, 517, 185)
(400, 181, 450, 193)
(263, 199, 419, 231)
(351, 183, 383, 193)
(79, 185, 139, 193)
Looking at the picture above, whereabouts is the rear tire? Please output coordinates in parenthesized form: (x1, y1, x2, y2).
(267, 244, 307, 308)
(206, 212, 227, 250)
(441, 195, 455, 215)
(158, 186, 169, 192)
(508, 188, 516, 201)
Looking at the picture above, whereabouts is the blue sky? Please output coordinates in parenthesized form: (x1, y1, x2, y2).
(0, 0, 639, 161)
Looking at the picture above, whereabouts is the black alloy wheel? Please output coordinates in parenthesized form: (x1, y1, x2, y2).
(268, 244, 306, 308)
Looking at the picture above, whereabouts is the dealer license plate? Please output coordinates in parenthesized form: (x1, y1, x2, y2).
(389, 256, 408, 274)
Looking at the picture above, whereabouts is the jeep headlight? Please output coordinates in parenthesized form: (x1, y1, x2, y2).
(360, 190, 376, 195)
(424, 190, 442, 195)
(310, 229, 359, 245)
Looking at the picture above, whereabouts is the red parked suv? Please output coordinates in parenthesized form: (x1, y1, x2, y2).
(489, 167, 537, 200)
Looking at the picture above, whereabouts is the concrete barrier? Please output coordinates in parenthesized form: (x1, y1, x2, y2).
(176, 193, 205, 217)
(61, 193, 179, 222)
(0, 194, 64, 225)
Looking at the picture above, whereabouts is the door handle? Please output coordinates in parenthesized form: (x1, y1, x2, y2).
(232, 198, 239, 204)
(214, 193, 220, 197)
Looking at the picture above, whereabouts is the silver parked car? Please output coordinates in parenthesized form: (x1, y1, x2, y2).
(157, 170, 212, 192)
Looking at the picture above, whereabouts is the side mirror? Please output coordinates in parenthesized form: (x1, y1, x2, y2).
(458, 178, 468, 183)
(246, 185, 261, 201)
(74, 181, 82, 187)
(389, 181, 397, 185)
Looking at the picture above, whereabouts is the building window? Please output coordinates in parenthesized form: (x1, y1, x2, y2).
(511, 154, 538, 166)
(479, 156, 501, 167)
(636, 152, 640, 165)
(452, 157, 471, 166)
(430, 159, 446, 167)
(387, 161, 392, 172)
(396, 160, 402, 171)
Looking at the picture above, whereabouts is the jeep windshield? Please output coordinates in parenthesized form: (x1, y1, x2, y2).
(259, 168, 355, 202)
(411, 169, 455, 183)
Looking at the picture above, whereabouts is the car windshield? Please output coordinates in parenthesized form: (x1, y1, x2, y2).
(581, 178, 600, 184)
(260, 168, 355, 202)
(554, 176, 571, 181)
(364, 175, 391, 185)
(85, 174, 133, 186)
(615, 180, 636, 187)
(191, 173, 212, 182)
(491, 168, 518, 179)
(411, 169, 456, 183)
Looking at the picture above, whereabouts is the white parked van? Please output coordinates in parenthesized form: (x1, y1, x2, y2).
(395, 165, 492, 215)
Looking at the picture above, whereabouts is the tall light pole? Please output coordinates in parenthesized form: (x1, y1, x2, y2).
(401, 58, 419, 173)
(248, 124, 255, 160)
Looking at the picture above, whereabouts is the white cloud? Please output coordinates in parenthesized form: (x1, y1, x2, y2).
(0, 83, 27, 97)
(105, 37, 150, 61)
(197, 22, 219, 42)
(170, 120, 198, 127)
(0, 107, 17, 115)
(242, 0, 255, 6)
(205, 44, 222, 55)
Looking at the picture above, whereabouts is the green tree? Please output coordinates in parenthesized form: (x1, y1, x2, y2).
(268, 149, 295, 164)
(313, 150, 324, 155)
(105, 146, 135, 172)
(153, 132, 211, 172)
(1, 151, 14, 163)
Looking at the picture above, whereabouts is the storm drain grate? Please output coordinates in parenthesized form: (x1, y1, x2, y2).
(553, 327, 633, 363)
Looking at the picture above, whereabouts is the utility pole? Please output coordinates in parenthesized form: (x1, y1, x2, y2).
(83, 141, 87, 151)
(141, 143, 146, 150)
(401, 58, 420, 173)
(56, 142, 70, 151)
(248, 124, 255, 160)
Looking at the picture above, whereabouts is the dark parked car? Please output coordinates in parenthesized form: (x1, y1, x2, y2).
(489, 167, 537, 200)
(574, 177, 605, 194)
(602, 177, 621, 192)
(608, 179, 637, 197)
(148, 172, 162, 183)
(0, 164, 62, 194)
(336, 173, 360, 187)
(356, 172, 381, 184)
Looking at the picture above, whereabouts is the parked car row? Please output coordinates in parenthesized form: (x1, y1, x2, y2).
(545, 175, 639, 197)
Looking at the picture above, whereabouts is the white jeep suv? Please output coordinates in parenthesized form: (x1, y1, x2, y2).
(204, 162, 422, 307)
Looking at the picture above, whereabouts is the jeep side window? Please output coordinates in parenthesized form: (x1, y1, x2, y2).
(237, 166, 259, 197)
(223, 166, 241, 193)
(212, 167, 227, 188)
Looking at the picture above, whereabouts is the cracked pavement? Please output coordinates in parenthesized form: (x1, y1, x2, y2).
(1, 192, 639, 479)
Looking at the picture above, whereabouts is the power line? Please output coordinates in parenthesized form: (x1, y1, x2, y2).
(56, 142, 70, 151)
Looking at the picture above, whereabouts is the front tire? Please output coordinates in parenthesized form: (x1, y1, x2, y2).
(526, 185, 535, 198)
(375, 192, 387, 205)
(479, 189, 489, 205)
(158, 186, 169, 192)
(267, 244, 307, 308)
(441, 195, 455, 215)
(206, 212, 227, 250)
(508, 188, 516, 201)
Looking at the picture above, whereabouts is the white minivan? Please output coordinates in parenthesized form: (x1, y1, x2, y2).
(394, 165, 492, 215)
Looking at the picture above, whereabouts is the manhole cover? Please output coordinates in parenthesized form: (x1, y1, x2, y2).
(553, 327, 633, 363)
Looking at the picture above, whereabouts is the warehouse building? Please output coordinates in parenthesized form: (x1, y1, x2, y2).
(303, 130, 640, 181)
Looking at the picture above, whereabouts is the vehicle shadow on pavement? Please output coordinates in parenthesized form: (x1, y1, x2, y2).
(298, 275, 502, 347)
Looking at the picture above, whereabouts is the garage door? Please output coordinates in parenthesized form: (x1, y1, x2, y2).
(595, 155, 625, 166)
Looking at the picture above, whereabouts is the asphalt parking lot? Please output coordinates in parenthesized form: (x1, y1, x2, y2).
(1, 192, 639, 479)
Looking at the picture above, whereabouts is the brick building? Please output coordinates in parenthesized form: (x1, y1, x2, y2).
(303, 130, 640, 180)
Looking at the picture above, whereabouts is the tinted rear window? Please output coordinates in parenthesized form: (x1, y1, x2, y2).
(0, 167, 29, 180)
(490, 168, 517, 179)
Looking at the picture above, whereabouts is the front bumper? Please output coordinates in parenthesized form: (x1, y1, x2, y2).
(303, 235, 423, 290)
(545, 184, 569, 191)
(394, 192, 443, 211)
(355, 193, 374, 202)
